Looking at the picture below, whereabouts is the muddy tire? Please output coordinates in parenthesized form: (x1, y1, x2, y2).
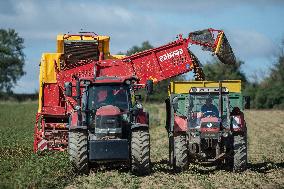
(174, 134, 188, 172)
(231, 134, 247, 172)
(68, 130, 89, 174)
(131, 130, 150, 175)
(169, 135, 174, 165)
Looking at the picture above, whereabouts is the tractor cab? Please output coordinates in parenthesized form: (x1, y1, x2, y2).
(188, 87, 230, 132)
(88, 84, 130, 112)
(85, 82, 133, 140)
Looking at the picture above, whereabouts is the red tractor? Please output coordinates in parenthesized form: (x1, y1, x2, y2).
(34, 29, 236, 174)
(65, 75, 153, 175)
(166, 81, 248, 172)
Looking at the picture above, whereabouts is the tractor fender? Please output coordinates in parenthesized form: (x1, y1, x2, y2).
(231, 114, 246, 132)
(131, 123, 149, 130)
(230, 107, 246, 132)
(69, 112, 87, 130)
(136, 110, 149, 125)
(174, 115, 188, 132)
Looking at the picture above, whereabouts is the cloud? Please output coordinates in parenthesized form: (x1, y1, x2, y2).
(1, 0, 162, 93)
(1, 0, 283, 93)
(103, 0, 284, 14)
(0, 0, 16, 15)
(228, 30, 276, 60)
(0, 0, 161, 51)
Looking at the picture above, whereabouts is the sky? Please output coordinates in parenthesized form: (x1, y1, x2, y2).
(0, 0, 284, 93)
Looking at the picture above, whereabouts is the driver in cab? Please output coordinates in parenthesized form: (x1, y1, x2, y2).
(96, 90, 114, 106)
(201, 98, 219, 117)
(95, 88, 127, 108)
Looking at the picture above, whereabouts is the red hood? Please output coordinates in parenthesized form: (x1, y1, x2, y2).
(200, 117, 220, 132)
(96, 105, 121, 116)
(200, 117, 219, 123)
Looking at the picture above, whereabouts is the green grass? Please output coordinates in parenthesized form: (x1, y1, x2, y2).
(0, 102, 283, 188)
(0, 102, 74, 188)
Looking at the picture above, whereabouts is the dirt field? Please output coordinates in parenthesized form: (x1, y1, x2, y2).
(0, 102, 283, 188)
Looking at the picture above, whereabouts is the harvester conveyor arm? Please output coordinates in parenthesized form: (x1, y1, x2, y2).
(94, 28, 236, 85)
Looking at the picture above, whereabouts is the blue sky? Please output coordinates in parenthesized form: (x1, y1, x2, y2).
(1, 0, 284, 93)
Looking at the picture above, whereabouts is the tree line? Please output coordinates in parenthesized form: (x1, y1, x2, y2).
(0, 28, 283, 108)
(202, 56, 284, 109)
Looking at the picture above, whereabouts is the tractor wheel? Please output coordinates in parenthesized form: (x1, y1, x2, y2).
(173, 134, 188, 172)
(169, 135, 174, 165)
(131, 129, 150, 175)
(231, 134, 247, 172)
(68, 130, 89, 174)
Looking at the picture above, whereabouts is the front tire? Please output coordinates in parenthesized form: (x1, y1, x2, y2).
(173, 134, 188, 172)
(68, 130, 89, 174)
(131, 130, 150, 175)
(169, 135, 174, 165)
(231, 134, 247, 172)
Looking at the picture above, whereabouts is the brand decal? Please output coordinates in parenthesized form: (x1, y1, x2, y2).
(159, 48, 183, 62)
(207, 123, 213, 128)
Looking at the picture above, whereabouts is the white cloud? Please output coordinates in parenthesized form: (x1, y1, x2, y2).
(103, 0, 284, 14)
(0, 0, 283, 93)
(228, 30, 276, 59)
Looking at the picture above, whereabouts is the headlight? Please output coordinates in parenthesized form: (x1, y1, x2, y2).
(136, 103, 143, 109)
(125, 80, 131, 85)
(122, 113, 130, 122)
(74, 105, 81, 111)
(223, 132, 229, 137)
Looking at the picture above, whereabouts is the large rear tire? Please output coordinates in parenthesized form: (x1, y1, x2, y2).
(131, 130, 150, 175)
(231, 134, 247, 172)
(68, 130, 89, 174)
(173, 134, 188, 172)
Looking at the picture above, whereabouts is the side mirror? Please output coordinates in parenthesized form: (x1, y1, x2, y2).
(146, 80, 153, 95)
(173, 102, 178, 112)
(172, 96, 179, 112)
(64, 82, 72, 97)
(130, 107, 139, 116)
(135, 94, 142, 101)
(244, 96, 250, 109)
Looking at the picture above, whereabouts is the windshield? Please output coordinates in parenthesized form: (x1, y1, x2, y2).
(189, 94, 220, 117)
(88, 85, 130, 111)
(188, 94, 229, 128)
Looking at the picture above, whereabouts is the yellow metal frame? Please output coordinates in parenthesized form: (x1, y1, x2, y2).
(168, 80, 242, 95)
(56, 34, 124, 60)
(38, 53, 61, 112)
(38, 33, 125, 112)
(214, 32, 224, 54)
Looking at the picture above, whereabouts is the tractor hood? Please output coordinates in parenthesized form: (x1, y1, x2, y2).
(200, 117, 221, 132)
(96, 105, 121, 116)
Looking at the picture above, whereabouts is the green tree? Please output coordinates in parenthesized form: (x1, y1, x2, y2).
(0, 29, 25, 92)
(126, 41, 153, 56)
(202, 58, 247, 83)
(202, 58, 263, 107)
(253, 41, 284, 109)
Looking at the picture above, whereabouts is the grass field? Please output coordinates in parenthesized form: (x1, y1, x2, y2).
(0, 102, 283, 189)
